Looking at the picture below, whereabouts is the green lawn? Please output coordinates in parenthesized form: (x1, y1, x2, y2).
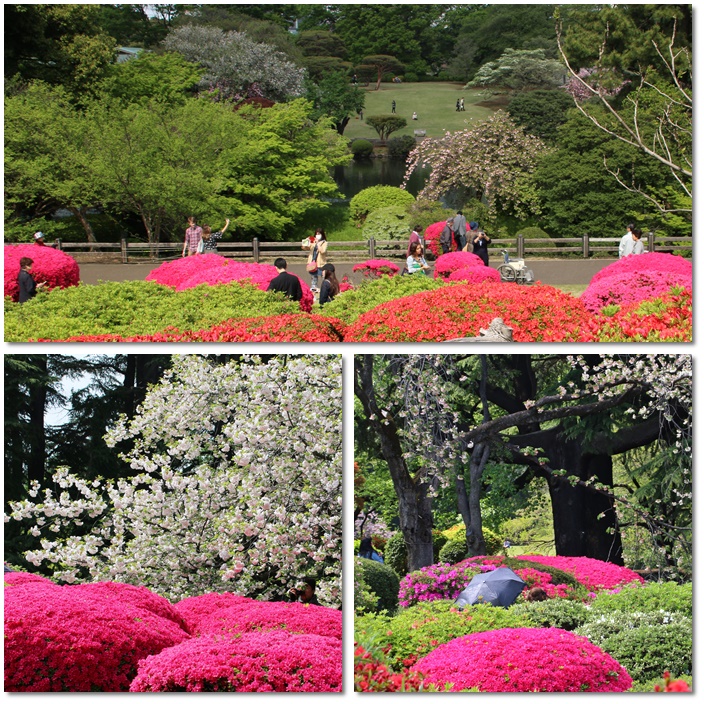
(344, 83, 501, 140)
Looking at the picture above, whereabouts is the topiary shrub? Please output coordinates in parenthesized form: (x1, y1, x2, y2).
(383, 532, 407, 577)
(349, 186, 415, 225)
(438, 536, 467, 565)
(4, 244, 80, 302)
(414, 627, 633, 692)
(356, 557, 400, 614)
(129, 631, 342, 692)
(354, 557, 382, 614)
(509, 598, 591, 631)
(589, 581, 691, 616)
(362, 205, 411, 241)
(350, 139, 374, 159)
(387, 135, 417, 159)
(380, 600, 532, 670)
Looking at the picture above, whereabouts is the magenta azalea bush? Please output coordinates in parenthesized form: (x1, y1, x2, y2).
(589, 252, 691, 286)
(581, 271, 691, 313)
(414, 627, 633, 692)
(196, 600, 342, 640)
(4, 244, 80, 302)
(448, 266, 502, 284)
(398, 563, 484, 608)
(129, 631, 342, 692)
(3, 571, 60, 588)
(517, 555, 645, 592)
(175, 592, 256, 635)
(352, 259, 400, 278)
(433, 251, 485, 279)
(4, 580, 189, 692)
(146, 255, 313, 312)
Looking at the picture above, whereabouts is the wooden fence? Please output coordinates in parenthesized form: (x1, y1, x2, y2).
(54, 233, 691, 264)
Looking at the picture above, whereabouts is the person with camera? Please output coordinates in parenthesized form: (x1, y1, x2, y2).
(467, 221, 492, 266)
(287, 577, 319, 605)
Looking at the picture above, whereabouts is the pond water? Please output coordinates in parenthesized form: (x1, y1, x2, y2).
(332, 158, 431, 200)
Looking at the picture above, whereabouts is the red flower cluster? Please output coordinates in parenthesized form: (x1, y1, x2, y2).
(343, 283, 599, 342)
(414, 627, 632, 692)
(4, 579, 190, 691)
(146, 255, 313, 312)
(130, 631, 342, 692)
(517, 555, 645, 591)
(354, 645, 429, 692)
(4, 244, 80, 302)
(51, 314, 346, 343)
(596, 288, 692, 341)
(590, 252, 691, 286)
(654, 671, 692, 692)
(448, 266, 501, 284)
(339, 274, 354, 292)
(352, 259, 400, 278)
(423, 221, 458, 257)
(433, 251, 485, 279)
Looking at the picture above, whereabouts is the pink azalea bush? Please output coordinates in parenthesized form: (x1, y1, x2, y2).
(4, 580, 189, 691)
(147, 256, 313, 312)
(589, 252, 691, 286)
(352, 259, 400, 278)
(129, 631, 342, 692)
(414, 627, 633, 692)
(448, 266, 501, 284)
(4, 244, 80, 302)
(3, 571, 60, 588)
(398, 563, 483, 608)
(424, 221, 456, 257)
(433, 251, 485, 279)
(195, 600, 342, 640)
(175, 592, 255, 635)
(581, 271, 691, 313)
(517, 555, 645, 592)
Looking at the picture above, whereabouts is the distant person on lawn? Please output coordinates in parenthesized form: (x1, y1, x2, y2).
(267, 258, 303, 302)
(391, 100, 396, 113)
(182, 216, 203, 257)
(17, 257, 46, 303)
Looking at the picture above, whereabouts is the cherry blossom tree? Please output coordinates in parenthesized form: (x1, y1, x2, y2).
(6, 355, 342, 606)
(402, 111, 548, 217)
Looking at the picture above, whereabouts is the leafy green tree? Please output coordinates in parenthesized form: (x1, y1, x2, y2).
(95, 4, 173, 47)
(302, 56, 352, 83)
(467, 48, 565, 92)
(306, 71, 364, 135)
(358, 55, 405, 91)
(296, 29, 347, 58)
(507, 89, 574, 141)
(365, 115, 407, 142)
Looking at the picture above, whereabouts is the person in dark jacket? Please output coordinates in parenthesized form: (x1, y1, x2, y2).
(287, 577, 320, 605)
(319, 263, 340, 306)
(439, 217, 454, 254)
(267, 258, 303, 302)
(17, 257, 46, 303)
(468, 221, 492, 266)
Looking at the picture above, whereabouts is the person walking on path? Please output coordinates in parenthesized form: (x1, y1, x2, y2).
(407, 242, 431, 275)
(305, 228, 328, 292)
(391, 100, 396, 113)
(618, 223, 635, 258)
(200, 218, 230, 253)
(267, 257, 303, 302)
(460, 98, 465, 111)
(440, 217, 454, 254)
(452, 210, 468, 250)
(406, 225, 422, 258)
(17, 257, 46, 303)
(468, 221, 491, 266)
(182, 216, 203, 257)
(318, 263, 340, 306)
(456, 98, 461, 111)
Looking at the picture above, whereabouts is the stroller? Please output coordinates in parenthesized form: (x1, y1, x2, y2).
(498, 250, 534, 284)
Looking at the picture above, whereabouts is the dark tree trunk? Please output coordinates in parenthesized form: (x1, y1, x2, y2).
(27, 355, 47, 488)
(69, 206, 97, 244)
(336, 116, 350, 135)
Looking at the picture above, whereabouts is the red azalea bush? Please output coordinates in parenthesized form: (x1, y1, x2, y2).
(433, 251, 485, 279)
(343, 283, 600, 342)
(589, 252, 691, 286)
(4, 244, 80, 302)
(581, 272, 691, 313)
(175, 592, 255, 635)
(596, 287, 692, 342)
(147, 256, 313, 312)
(654, 671, 692, 692)
(448, 266, 502, 284)
(129, 631, 342, 692)
(352, 259, 400, 278)
(354, 645, 430, 692)
(4, 581, 189, 691)
(424, 221, 456, 258)
(414, 627, 632, 692)
(52, 315, 346, 343)
(517, 555, 645, 592)
(196, 600, 342, 640)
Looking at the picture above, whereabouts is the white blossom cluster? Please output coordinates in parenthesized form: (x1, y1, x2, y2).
(6, 355, 342, 605)
(164, 25, 305, 102)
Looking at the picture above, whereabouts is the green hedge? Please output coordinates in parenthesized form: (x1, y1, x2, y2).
(349, 185, 415, 225)
(350, 139, 374, 159)
(509, 598, 591, 631)
(383, 532, 407, 577)
(361, 205, 411, 241)
(355, 557, 400, 615)
(589, 582, 692, 617)
(4, 280, 299, 341)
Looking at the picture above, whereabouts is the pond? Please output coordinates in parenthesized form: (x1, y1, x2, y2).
(332, 158, 431, 200)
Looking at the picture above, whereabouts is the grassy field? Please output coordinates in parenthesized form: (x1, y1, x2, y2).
(344, 83, 502, 140)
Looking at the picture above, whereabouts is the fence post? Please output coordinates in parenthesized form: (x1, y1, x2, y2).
(648, 231, 655, 253)
(583, 234, 589, 258)
(517, 234, 524, 259)
(252, 238, 259, 263)
(55, 238, 62, 251)
(121, 238, 128, 264)
(369, 237, 376, 259)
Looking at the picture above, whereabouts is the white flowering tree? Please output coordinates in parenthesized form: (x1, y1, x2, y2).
(163, 25, 305, 102)
(6, 355, 342, 606)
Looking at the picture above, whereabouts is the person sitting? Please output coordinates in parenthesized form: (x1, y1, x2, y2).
(287, 577, 320, 605)
(319, 263, 340, 306)
(267, 257, 303, 302)
(407, 242, 431, 275)
(412, 111, 418, 120)
(358, 537, 384, 563)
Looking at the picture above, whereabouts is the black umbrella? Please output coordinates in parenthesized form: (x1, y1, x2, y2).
(454, 567, 526, 608)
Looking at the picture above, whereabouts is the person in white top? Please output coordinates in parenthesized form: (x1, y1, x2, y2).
(618, 223, 635, 258)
